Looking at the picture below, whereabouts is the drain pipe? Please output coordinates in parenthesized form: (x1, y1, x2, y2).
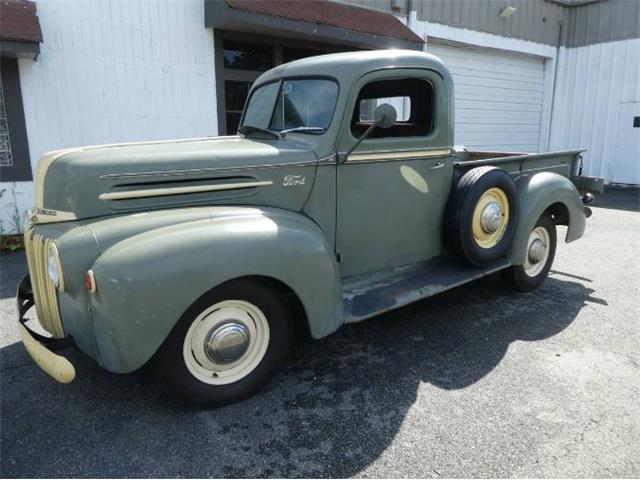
(547, 19, 563, 151)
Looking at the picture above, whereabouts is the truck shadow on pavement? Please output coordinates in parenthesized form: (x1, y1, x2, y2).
(0, 273, 605, 478)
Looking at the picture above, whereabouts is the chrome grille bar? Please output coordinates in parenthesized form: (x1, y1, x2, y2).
(24, 229, 65, 338)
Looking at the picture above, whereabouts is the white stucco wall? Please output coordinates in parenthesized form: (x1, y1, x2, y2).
(1, 0, 218, 233)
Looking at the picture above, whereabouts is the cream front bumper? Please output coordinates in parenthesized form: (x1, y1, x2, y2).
(16, 274, 76, 384)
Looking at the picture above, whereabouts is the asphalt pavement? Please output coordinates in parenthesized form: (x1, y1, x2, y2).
(1, 187, 638, 478)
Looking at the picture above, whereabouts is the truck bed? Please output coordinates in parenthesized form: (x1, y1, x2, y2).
(453, 148, 585, 182)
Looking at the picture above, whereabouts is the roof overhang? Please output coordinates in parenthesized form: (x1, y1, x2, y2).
(205, 0, 424, 51)
(0, 0, 42, 59)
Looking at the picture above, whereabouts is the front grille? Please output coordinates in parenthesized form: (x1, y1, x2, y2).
(24, 229, 65, 338)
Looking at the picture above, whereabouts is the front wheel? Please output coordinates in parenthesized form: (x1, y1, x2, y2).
(502, 213, 557, 292)
(152, 279, 292, 406)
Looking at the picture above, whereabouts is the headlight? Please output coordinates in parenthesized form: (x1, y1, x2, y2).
(47, 243, 63, 290)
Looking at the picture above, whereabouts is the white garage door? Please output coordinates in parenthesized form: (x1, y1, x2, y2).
(428, 42, 546, 153)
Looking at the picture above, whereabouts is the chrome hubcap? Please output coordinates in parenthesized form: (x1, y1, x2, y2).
(528, 238, 547, 264)
(204, 322, 250, 364)
(183, 300, 270, 385)
(524, 226, 551, 277)
(480, 201, 503, 234)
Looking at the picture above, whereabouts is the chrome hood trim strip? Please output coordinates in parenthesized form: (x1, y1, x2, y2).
(347, 148, 453, 163)
(98, 160, 318, 180)
(99, 180, 274, 201)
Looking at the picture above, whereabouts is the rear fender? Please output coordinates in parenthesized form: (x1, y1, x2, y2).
(509, 172, 586, 265)
(89, 208, 342, 373)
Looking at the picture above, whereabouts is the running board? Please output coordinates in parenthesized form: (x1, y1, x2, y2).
(342, 258, 510, 322)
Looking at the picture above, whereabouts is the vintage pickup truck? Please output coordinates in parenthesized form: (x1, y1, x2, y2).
(17, 50, 603, 405)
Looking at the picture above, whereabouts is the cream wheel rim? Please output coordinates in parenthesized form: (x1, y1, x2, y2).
(472, 187, 510, 249)
(524, 226, 551, 277)
(183, 300, 270, 385)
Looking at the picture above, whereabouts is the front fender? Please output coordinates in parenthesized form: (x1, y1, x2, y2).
(89, 207, 342, 373)
(509, 172, 586, 265)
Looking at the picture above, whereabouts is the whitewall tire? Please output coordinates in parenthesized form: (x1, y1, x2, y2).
(502, 213, 557, 292)
(152, 279, 292, 406)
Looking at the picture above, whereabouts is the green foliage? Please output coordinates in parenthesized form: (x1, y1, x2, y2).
(0, 184, 26, 252)
(0, 233, 24, 253)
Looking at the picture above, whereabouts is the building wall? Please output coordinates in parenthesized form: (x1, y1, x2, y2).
(348, 0, 640, 48)
(417, 0, 566, 46)
(565, 0, 640, 47)
(548, 38, 640, 182)
(0, 0, 218, 233)
(337, 0, 408, 15)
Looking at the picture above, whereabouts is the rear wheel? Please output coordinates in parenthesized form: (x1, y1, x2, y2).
(502, 213, 557, 292)
(152, 279, 292, 406)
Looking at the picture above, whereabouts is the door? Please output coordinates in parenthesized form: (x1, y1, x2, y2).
(336, 70, 453, 278)
(612, 102, 640, 185)
(428, 42, 546, 153)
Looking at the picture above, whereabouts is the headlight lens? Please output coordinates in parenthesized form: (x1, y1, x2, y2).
(47, 243, 62, 289)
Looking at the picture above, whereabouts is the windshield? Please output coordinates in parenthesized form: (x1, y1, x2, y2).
(242, 79, 338, 134)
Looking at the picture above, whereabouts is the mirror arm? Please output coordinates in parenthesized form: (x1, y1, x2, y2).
(338, 121, 380, 164)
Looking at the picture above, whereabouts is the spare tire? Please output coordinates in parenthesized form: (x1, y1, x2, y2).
(445, 166, 518, 266)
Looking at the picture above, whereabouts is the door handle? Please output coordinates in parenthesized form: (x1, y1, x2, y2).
(429, 161, 445, 170)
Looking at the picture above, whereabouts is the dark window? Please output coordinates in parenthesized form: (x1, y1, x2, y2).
(221, 40, 275, 134)
(0, 72, 13, 168)
(223, 40, 273, 72)
(633, 116, 640, 128)
(0, 58, 32, 181)
(351, 78, 434, 139)
(224, 80, 252, 134)
(282, 47, 323, 63)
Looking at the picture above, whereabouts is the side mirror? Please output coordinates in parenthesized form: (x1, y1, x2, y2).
(339, 103, 398, 163)
(373, 103, 397, 129)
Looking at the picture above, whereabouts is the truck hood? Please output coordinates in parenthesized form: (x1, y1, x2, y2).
(36, 136, 319, 220)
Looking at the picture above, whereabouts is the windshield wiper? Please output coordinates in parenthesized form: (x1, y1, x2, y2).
(280, 126, 327, 136)
(238, 124, 281, 140)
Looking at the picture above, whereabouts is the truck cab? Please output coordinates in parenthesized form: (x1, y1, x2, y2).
(17, 50, 603, 406)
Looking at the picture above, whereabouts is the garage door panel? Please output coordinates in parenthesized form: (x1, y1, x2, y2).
(428, 42, 546, 152)
(456, 101, 543, 113)
(455, 88, 543, 105)
(455, 85, 542, 105)
(446, 62, 544, 82)
(457, 123, 543, 134)
(468, 141, 539, 151)
(450, 68, 544, 90)
(436, 50, 544, 78)
(460, 131, 541, 143)
(453, 77, 544, 94)
(456, 110, 545, 123)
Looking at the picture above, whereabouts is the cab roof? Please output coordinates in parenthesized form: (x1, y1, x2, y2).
(255, 49, 451, 87)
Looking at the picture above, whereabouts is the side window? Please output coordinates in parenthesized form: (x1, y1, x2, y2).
(0, 58, 32, 182)
(351, 78, 434, 139)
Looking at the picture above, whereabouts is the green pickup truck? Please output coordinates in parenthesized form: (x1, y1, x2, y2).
(17, 50, 603, 406)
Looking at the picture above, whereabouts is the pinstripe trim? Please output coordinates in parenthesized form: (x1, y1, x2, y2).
(347, 149, 452, 163)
